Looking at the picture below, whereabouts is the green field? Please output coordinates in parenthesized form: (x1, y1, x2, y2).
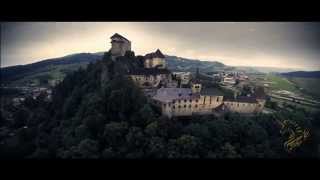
(265, 74, 299, 93)
(287, 77, 320, 99)
(9, 63, 88, 87)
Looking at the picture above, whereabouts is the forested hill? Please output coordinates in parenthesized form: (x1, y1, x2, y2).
(281, 71, 320, 78)
(165, 55, 226, 72)
(1, 51, 319, 159)
(1, 53, 103, 84)
(1, 52, 228, 86)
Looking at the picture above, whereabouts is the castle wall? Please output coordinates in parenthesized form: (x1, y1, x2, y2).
(144, 57, 166, 69)
(130, 74, 168, 88)
(223, 101, 260, 113)
(256, 99, 266, 112)
(156, 95, 224, 117)
(110, 38, 131, 57)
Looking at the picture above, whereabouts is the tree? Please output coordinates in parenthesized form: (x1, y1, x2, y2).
(77, 138, 99, 159)
(83, 114, 105, 137)
(103, 122, 128, 147)
(219, 142, 241, 158)
(146, 136, 166, 158)
(125, 126, 146, 152)
(168, 135, 201, 158)
(145, 121, 159, 137)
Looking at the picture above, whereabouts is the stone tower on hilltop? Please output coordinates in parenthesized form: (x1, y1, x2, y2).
(144, 49, 166, 69)
(110, 33, 131, 59)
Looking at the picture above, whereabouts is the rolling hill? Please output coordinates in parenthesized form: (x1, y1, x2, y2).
(165, 55, 227, 72)
(281, 71, 320, 78)
(1, 52, 103, 86)
(1, 52, 228, 87)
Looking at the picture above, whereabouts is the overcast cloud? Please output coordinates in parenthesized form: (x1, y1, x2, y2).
(1, 22, 320, 70)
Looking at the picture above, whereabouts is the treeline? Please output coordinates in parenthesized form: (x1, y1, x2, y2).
(1, 52, 319, 159)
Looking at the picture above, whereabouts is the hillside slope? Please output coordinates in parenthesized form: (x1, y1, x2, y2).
(1, 51, 318, 159)
(1, 53, 103, 86)
(1, 53, 229, 86)
(165, 55, 226, 72)
(281, 71, 320, 78)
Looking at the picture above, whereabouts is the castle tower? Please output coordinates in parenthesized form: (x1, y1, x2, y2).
(110, 33, 131, 59)
(191, 67, 202, 93)
(191, 83, 202, 93)
(144, 49, 166, 69)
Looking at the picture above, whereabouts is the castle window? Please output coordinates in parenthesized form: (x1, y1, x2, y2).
(178, 93, 182, 96)
(189, 99, 192, 103)
(178, 100, 181, 103)
(184, 105, 186, 108)
(196, 100, 198, 103)
(195, 105, 198, 108)
(184, 99, 187, 103)
(189, 104, 192, 108)
(173, 105, 175, 109)
(178, 105, 181, 108)
(217, 97, 219, 102)
(164, 103, 166, 107)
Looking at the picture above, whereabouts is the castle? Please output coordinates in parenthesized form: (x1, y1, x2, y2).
(108, 33, 266, 118)
(152, 84, 266, 118)
(109, 33, 169, 88)
(110, 33, 131, 59)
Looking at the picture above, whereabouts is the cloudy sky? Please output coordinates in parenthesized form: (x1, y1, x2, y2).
(1, 22, 320, 70)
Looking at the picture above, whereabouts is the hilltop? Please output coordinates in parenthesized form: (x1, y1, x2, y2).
(1, 52, 228, 87)
(281, 71, 320, 78)
(1, 51, 318, 159)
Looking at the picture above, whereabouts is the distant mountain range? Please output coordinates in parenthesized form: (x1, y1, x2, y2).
(281, 71, 320, 78)
(1, 52, 103, 84)
(1, 52, 229, 86)
(234, 66, 302, 74)
(165, 55, 227, 72)
(2, 51, 315, 87)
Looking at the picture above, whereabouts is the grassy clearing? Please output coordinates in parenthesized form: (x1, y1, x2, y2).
(287, 77, 320, 99)
(8, 63, 88, 87)
(265, 74, 299, 93)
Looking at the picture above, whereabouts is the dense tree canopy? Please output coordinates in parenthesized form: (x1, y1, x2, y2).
(1, 52, 319, 159)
